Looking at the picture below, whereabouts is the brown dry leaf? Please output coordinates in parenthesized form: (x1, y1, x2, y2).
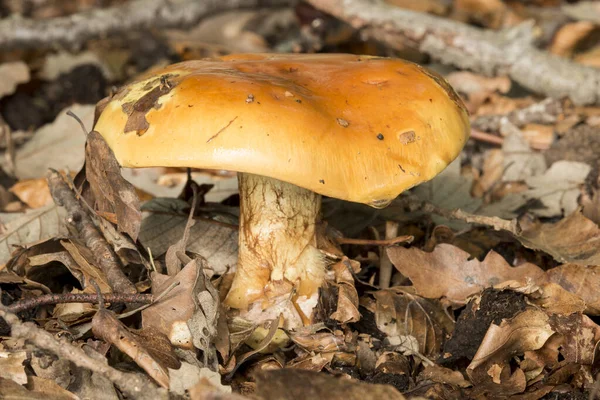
(467, 308, 554, 394)
(520, 161, 590, 218)
(287, 352, 336, 371)
(549, 314, 600, 365)
(0, 204, 67, 266)
(142, 259, 215, 350)
(549, 21, 596, 57)
(26, 376, 79, 400)
(139, 198, 238, 275)
(419, 364, 471, 388)
(85, 131, 142, 241)
(452, 0, 512, 29)
(9, 178, 53, 209)
(0, 61, 30, 98)
(384, 0, 447, 14)
(472, 149, 503, 198)
(576, 46, 600, 68)
(446, 72, 510, 112)
(289, 331, 345, 353)
(254, 369, 406, 400)
(373, 287, 454, 359)
(520, 124, 555, 151)
(330, 258, 360, 323)
(387, 244, 547, 305)
(0, 378, 52, 400)
(547, 264, 600, 314)
(10, 105, 93, 179)
(92, 308, 176, 388)
(518, 211, 600, 266)
(501, 125, 547, 182)
(528, 282, 587, 316)
(60, 240, 111, 293)
(0, 350, 27, 385)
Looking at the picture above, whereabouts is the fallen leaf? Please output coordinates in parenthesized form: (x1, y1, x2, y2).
(10, 105, 93, 179)
(522, 161, 590, 217)
(39, 50, 110, 80)
(0, 62, 30, 98)
(85, 131, 142, 241)
(92, 308, 176, 388)
(467, 308, 553, 392)
(0, 378, 48, 400)
(550, 313, 600, 365)
(387, 244, 547, 305)
(501, 124, 547, 182)
(10, 178, 53, 209)
(254, 369, 407, 400)
(373, 287, 454, 358)
(329, 259, 360, 324)
(26, 376, 79, 400)
(139, 200, 238, 275)
(0, 204, 67, 266)
(547, 264, 600, 314)
(419, 365, 471, 388)
(549, 21, 596, 57)
(0, 350, 27, 385)
(518, 211, 600, 266)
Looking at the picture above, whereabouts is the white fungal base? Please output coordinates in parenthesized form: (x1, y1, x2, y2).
(225, 173, 325, 316)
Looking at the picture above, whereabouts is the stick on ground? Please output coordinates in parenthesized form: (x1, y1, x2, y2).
(0, 0, 294, 50)
(0, 308, 168, 400)
(47, 170, 137, 294)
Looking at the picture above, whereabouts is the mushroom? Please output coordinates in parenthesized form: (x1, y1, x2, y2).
(93, 53, 470, 320)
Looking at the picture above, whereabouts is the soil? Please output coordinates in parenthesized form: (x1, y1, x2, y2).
(441, 289, 528, 363)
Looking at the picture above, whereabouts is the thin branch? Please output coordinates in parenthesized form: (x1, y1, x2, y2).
(336, 234, 413, 246)
(306, 0, 600, 105)
(0, 308, 168, 400)
(47, 170, 137, 294)
(0, 0, 295, 50)
(7, 292, 153, 314)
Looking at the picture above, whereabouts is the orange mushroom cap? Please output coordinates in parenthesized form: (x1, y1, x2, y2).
(94, 53, 470, 207)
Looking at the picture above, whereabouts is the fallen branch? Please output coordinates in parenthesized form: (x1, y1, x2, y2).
(7, 292, 153, 314)
(306, 0, 600, 105)
(47, 170, 137, 294)
(0, 308, 168, 400)
(0, 0, 294, 50)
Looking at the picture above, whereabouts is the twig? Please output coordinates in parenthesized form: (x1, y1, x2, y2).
(306, 0, 600, 105)
(336, 235, 413, 246)
(470, 129, 504, 145)
(379, 221, 399, 289)
(0, 0, 295, 50)
(6, 292, 153, 314)
(47, 170, 137, 294)
(0, 308, 168, 400)
(419, 202, 519, 233)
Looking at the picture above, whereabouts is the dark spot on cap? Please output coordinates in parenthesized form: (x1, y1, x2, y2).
(295, 99, 302, 104)
(319, 179, 325, 184)
(377, 133, 384, 140)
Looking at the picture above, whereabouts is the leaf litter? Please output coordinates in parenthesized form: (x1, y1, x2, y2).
(3, 3, 600, 399)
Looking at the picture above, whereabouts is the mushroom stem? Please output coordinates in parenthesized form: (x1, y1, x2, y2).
(225, 172, 325, 310)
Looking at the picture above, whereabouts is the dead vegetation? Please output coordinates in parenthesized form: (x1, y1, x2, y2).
(1, 0, 600, 399)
